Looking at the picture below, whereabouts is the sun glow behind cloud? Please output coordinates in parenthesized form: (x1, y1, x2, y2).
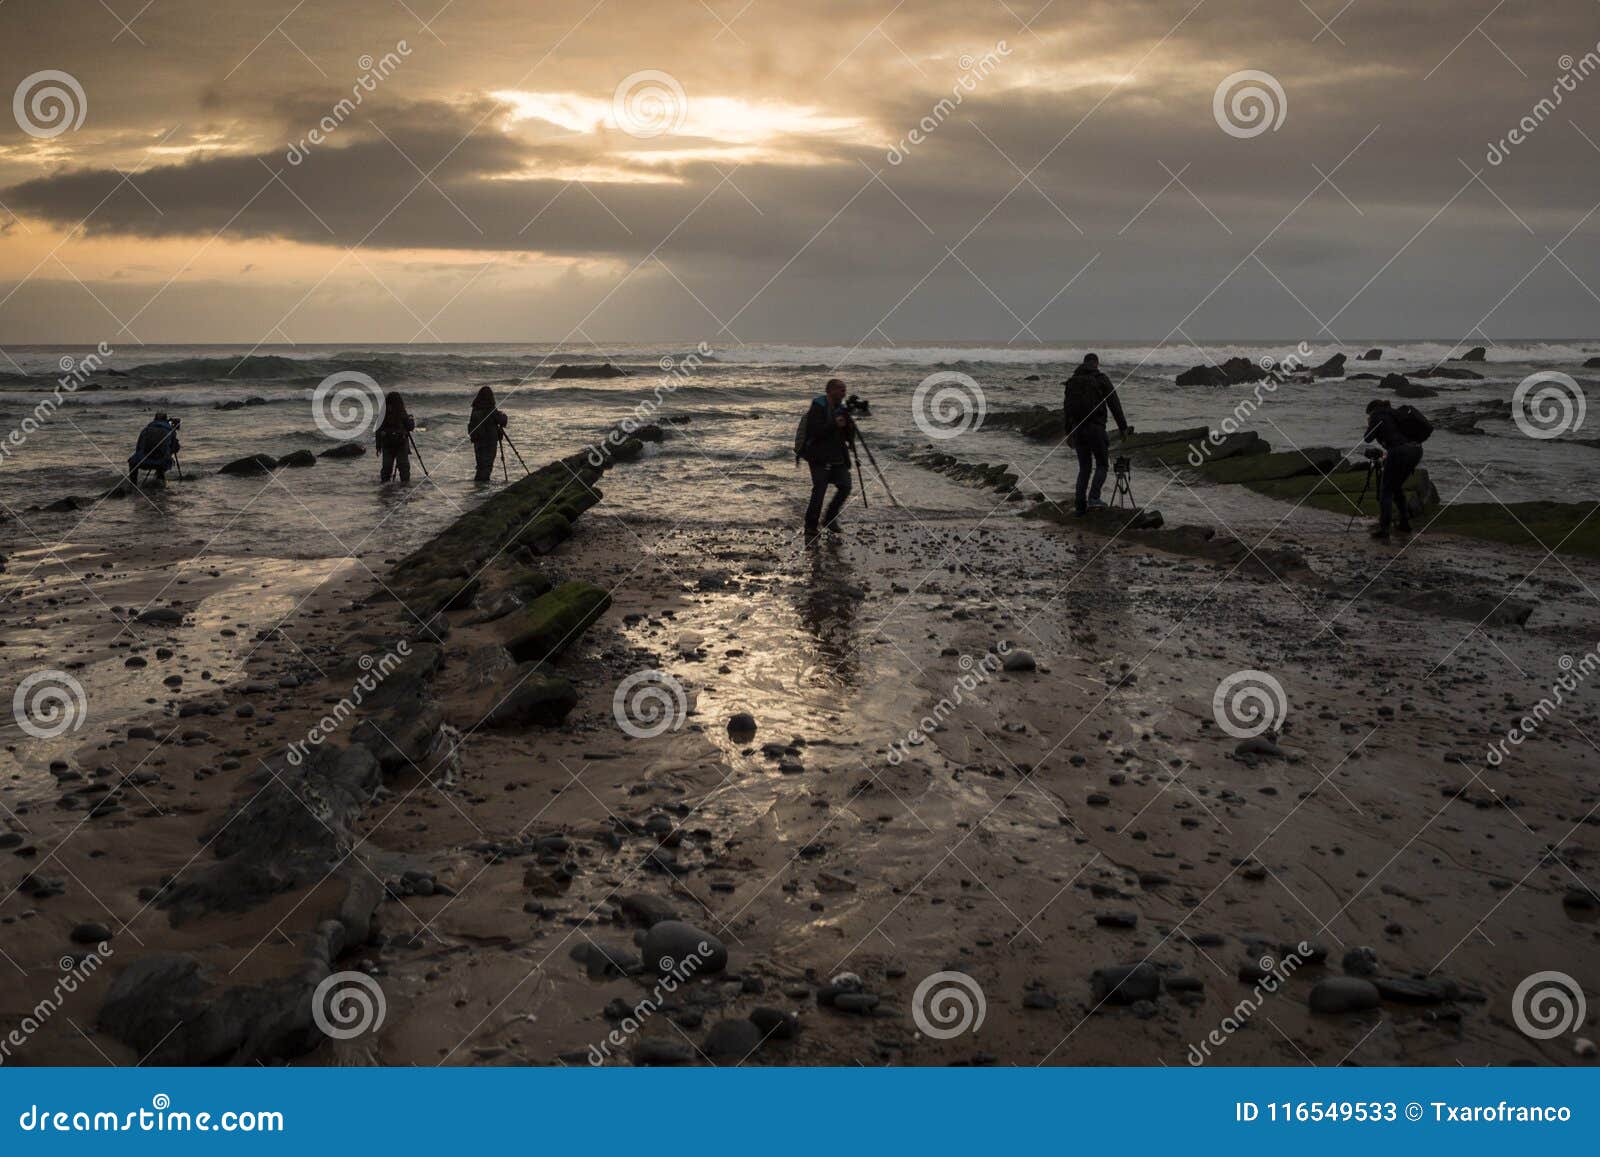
(491, 88, 874, 178)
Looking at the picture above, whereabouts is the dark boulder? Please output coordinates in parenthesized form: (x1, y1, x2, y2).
(1456, 346, 1487, 362)
(219, 454, 278, 476)
(1359, 348, 1383, 360)
(319, 442, 367, 459)
(1311, 353, 1346, 378)
(278, 449, 317, 467)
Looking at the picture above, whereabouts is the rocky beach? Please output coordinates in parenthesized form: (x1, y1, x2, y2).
(4, 387, 1598, 1067)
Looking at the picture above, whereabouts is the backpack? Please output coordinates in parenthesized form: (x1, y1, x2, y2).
(1393, 404, 1433, 444)
(793, 396, 825, 463)
(1062, 371, 1098, 426)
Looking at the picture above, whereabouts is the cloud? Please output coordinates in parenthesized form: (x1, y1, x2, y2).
(1, 0, 1597, 340)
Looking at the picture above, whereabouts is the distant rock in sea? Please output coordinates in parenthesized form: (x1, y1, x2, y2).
(1310, 353, 1346, 378)
(551, 363, 629, 379)
(1175, 356, 1265, 386)
(318, 442, 366, 458)
(1359, 348, 1383, 360)
(1381, 372, 1437, 398)
(1455, 346, 1487, 362)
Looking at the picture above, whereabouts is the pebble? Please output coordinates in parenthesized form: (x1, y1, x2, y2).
(1308, 977, 1380, 1014)
(1002, 649, 1037, 672)
(70, 921, 111, 944)
(703, 1018, 763, 1059)
(1091, 962, 1161, 1005)
(632, 1037, 696, 1066)
(748, 1007, 800, 1040)
(641, 920, 728, 974)
(1341, 946, 1378, 976)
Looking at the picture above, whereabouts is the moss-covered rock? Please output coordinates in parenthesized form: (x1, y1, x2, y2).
(515, 511, 572, 556)
(478, 670, 579, 728)
(501, 580, 612, 663)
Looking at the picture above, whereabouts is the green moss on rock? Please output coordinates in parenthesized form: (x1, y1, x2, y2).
(502, 580, 613, 663)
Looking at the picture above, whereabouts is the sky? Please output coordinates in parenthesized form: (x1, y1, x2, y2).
(0, 0, 1596, 346)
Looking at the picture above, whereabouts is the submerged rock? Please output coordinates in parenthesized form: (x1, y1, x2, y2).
(219, 454, 278, 476)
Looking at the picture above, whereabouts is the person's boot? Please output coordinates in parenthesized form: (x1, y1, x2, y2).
(1369, 524, 1391, 540)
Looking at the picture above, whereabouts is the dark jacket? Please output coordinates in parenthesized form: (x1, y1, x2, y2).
(1063, 367, 1128, 436)
(468, 404, 507, 446)
(1363, 409, 1413, 451)
(376, 413, 415, 450)
(801, 395, 853, 466)
(128, 419, 179, 471)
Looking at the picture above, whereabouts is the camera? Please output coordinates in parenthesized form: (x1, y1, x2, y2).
(1113, 455, 1131, 476)
(1363, 446, 1382, 461)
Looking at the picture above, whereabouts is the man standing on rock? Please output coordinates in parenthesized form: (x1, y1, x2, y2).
(1062, 354, 1131, 515)
(1363, 398, 1428, 540)
(797, 377, 855, 539)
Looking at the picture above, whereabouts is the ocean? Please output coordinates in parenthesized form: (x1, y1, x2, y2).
(1, 339, 1595, 562)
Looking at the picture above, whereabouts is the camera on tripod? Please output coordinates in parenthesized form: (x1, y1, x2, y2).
(1113, 455, 1131, 477)
(1362, 446, 1382, 462)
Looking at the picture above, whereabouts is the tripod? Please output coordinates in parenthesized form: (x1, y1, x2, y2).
(500, 430, 531, 476)
(1345, 452, 1382, 532)
(406, 431, 430, 478)
(1111, 456, 1135, 508)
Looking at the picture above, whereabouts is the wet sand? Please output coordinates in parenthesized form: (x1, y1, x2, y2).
(3, 447, 1598, 1067)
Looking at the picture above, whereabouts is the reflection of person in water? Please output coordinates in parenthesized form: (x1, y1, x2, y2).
(795, 538, 860, 686)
